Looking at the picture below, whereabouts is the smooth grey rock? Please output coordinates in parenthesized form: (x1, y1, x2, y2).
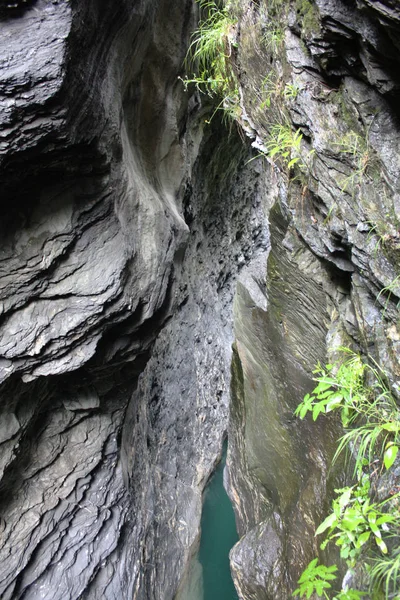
(0, 412, 19, 443)
(230, 517, 287, 600)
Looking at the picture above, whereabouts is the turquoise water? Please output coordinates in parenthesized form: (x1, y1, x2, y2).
(198, 446, 239, 600)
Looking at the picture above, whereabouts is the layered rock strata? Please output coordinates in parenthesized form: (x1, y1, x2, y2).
(0, 0, 268, 597)
(1, 0, 400, 599)
(227, 0, 400, 597)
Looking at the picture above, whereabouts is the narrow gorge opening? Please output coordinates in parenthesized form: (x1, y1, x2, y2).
(198, 441, 239, 600)
(2, 0, 400, 598)
(177, 441, 239, 600)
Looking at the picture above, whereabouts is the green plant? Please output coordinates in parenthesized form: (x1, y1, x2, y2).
(335, 419, 400, 478)
(259, 0, 287, 25)
(180, 0, 239, 123)
(294, 349, 400, 599)
(332, 128, 383, 198)
(293, 559, 338, 599)
(332, 132, 368, 192)
(370, 547, 400, 599)
(262, 26, 285, 53)
(316, 482, 397, 562)
(377, 275, 400, 314)
(336, 591, 367, 600)
(294, 351, 367, 427)
(259, 73, 282, 110)
(367, 220, 400, 259)
(293, 559, 365, 599)
(284, 81, 301, 100)
(295, 0, 321, 37)
(264, 123, 303, 169)
(295, 350, 400, 477)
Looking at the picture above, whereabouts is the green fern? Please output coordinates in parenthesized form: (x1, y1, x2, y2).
(182, 0, 237, 100)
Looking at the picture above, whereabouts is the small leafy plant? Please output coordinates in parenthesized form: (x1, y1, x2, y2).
(377, 275, 400, 314)
(263, 27, 284, 53)
(295, 351, 400, 477)
(332, 130, 380, 195)
(259, 72, 282, 110)
(293, 559, 365, 599)
(294, 349, 400, 599)
(284, 81, 301, 101)
(370, 547, 400, 599)
(293, 559, 338, 599)
(265, 123, 303, 169)
(316, 482, 396, 562)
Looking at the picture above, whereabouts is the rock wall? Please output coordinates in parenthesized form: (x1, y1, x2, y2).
(0, 0, 196, 596)
(0, 0, 269, 598)
(229, 202, 345, 598)
(225, 0, 400, 598)
(1, 0, 400, 599)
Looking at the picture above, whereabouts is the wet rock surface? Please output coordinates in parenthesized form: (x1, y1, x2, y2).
(1, 0, 400, 598)
(0, 0, 269, 597)
(118, 127, 269, 600)
(0, 0, 189, 596)
(228, 203, 345, 599)
(226, 0, 400, 597)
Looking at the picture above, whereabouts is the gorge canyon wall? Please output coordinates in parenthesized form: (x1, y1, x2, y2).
(0, 0, 399, 599)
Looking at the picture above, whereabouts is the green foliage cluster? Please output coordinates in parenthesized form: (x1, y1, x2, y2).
(262, 26, 285, 54)
(377, 275, 400, 314)
(294, 560, 339, 599)
(295, 352, 400, 475)
(249, 122, 310, 174)
(181, 0, 305, 169)
(284, 82, 301, 101)
(259, 72, 282, 110)
(367, 220, 400, 263)
(293, 349, 400, 599)
(332, 132, 376, 194)
(260, 0, 287, 54)
(316, 481, 396, 560)
(294, 558, 365, 599)
(180, 0, 239, 122)
(264, 123, 303, 169)
(258, 74, 302, 111)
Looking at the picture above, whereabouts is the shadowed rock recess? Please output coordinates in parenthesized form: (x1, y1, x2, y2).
(0, 0, 268, 598)
(0, 0, 400, 599)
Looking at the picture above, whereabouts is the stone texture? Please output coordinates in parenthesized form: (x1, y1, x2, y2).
(1, 0, 400, 598)
(226, 0, 400, 597)
(0, 0, 202, 597)
(228, 203, 345, 599)
(119, 125, 270, 600)
(0, 1, 270, 597)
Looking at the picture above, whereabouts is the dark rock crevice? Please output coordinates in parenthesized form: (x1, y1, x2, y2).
(1, 0, 400, 598)
(0, 0, 272, 597)
(118, 121, 270, 600)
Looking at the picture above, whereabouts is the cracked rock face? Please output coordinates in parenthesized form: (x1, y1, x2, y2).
(226, 0, 400, 597)
(2, 0, 400, 598)
(0, 0, 193, 597)
(0, 0, 271, 598)
(0, 0, 192, 384)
